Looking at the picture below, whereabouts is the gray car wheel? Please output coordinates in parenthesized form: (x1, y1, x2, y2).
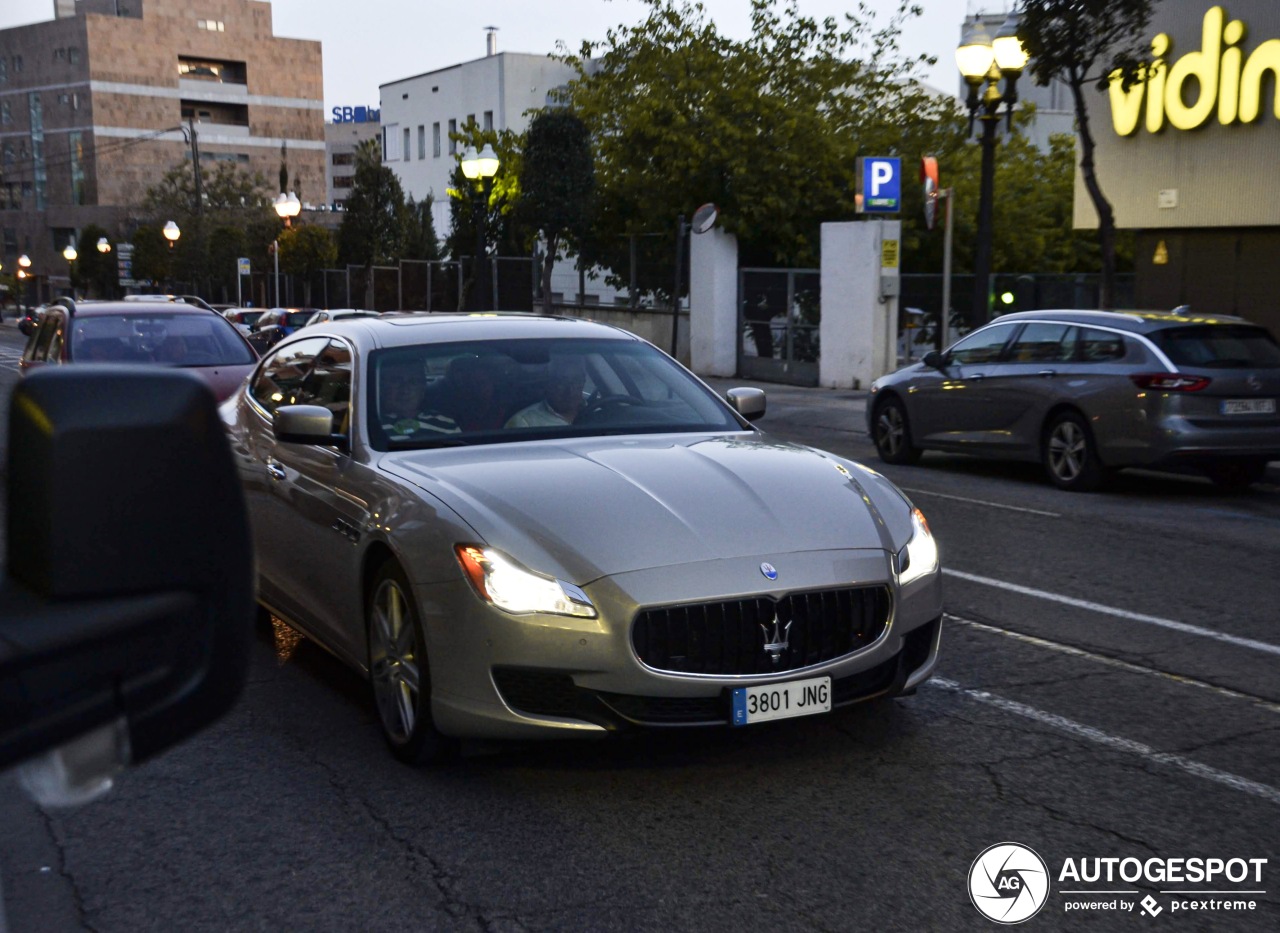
(367, 561, 456, 764)
(1043, 411, 1104, 492)
(873, 397, 922, 465)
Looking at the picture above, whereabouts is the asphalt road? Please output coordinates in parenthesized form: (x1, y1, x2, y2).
(1, 322, 1277, 932)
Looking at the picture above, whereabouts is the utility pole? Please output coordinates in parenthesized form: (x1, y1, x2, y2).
(187, 117, 202, 216)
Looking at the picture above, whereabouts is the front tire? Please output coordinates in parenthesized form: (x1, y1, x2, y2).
(1042, 411, 1104, 492)
(367, 561, 456, 765)
(873, 397, 922, 465)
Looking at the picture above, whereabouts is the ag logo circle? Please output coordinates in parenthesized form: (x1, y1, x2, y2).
(968, 842, 1050, 924)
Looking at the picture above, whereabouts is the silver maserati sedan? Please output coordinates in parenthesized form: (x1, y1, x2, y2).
(221, 314, 943, 763)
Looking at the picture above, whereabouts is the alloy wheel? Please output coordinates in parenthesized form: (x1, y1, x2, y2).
(877, 405, 906, 457)
(1048, 420, 1086, 482)
(369, 578, 421, 743)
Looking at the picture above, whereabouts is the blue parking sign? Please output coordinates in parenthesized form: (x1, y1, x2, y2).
(858, 157, 901, 213)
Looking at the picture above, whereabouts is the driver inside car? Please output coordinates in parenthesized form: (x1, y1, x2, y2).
(505, 355, 586, 428)
(378, 358, 460, 441)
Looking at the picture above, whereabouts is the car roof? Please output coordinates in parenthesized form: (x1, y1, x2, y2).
(297, 311, 641, 349)
(53, 299, 222, 318)
(988, 308, 1258, 333)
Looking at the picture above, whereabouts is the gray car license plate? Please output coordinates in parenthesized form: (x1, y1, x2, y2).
(731, 676, 831, 726)
(1222, 399, 1276, 415)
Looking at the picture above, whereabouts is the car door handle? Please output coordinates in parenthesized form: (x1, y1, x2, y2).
(266, 462, 286, 481)
(1038, 370, 1056, 377)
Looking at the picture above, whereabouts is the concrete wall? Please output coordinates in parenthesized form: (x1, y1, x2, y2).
(819, 221, 900, 389)
(549, 305, 690, 366)
(689, 228, 738, 377)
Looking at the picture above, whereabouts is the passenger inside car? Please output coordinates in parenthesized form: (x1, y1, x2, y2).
(377, 357, 460, 440)
(505, 355, 587, 428)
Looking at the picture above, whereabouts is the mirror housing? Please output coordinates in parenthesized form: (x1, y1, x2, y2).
(922, 350, 946, 370)
(274, 404, 348, 450)
(727, 387, 767, 422)
(1, 367, 253, 795)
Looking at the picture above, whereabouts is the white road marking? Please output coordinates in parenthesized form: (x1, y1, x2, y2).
(944, 613, 1280, 714)
(929, 677, 1280, 806)
(943, 568, 1280, 657)
(900, 487, 1060, 518)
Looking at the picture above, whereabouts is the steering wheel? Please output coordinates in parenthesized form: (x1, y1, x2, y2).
(579, 393, 641, 421)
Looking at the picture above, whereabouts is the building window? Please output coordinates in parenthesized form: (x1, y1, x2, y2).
(432, 122, 440, 158)
(483, 110, 493, 132)
(68, 47, 80, 65)
(417, 125, 425, 160)
(332, 175, 354, 190)
(69, 132, 86, 205)
(4, 227, 17, 254)
(0, 58, 7, 83)
(1, 142, 12, 166)
(178, 57, 246, 84)
(403, 127, 410, 162)
(331, 152, 354, 166)
(29, 92, 45, 211)
(197, 20, 226, 32)
(13, 55, 23, 73)
(54, 48, 67, 62)
(0, 101, 10, 126)
(448, 119, 457, 154)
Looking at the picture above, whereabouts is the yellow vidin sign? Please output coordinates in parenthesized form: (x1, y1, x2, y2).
(1109, 5, 1280, 135)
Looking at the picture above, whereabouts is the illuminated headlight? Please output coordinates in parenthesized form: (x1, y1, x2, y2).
(896, 508, 938, 586)
(455, 545, 597, 618)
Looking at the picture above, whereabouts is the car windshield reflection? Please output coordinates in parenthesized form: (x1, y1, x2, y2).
(367, 337, 746, 451)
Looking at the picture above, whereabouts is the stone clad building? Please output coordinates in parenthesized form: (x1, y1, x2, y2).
(0, 0, 324, 298)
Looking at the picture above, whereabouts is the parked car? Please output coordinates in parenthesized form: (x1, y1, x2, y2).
(20, 297, 259, 401)
(868, 308, 1280, 491)
(17, 303, 48, 337)
(222, 313, 943, 763)
(123, 293, 216, 312)
(245, 307, 317, 355)
(222, 308, 266, 336)
(304, 308, 381, 327)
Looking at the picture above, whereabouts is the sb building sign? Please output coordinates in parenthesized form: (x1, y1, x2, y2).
(1078, 1, 1280, 334)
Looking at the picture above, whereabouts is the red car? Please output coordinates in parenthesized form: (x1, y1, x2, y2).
(19, 297, 259, 402)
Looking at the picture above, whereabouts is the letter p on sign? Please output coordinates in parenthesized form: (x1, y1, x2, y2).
(857, 157, 901, 214)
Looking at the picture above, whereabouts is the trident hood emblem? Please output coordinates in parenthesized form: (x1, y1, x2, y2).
(760, 616, 792, 664)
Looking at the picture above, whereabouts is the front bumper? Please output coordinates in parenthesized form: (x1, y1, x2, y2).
(417, 548, 943, 740)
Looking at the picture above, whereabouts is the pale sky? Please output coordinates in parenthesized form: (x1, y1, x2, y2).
(0, 1, 1010, 109)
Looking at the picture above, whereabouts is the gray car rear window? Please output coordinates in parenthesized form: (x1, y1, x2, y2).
(1151, 325, 1280, 368)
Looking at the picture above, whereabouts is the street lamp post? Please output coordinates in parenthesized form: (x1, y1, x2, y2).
(62, 240, 78, 298)
(956, 10, 1028, 328)
(17, 253, 32, 311)
(460, 144, 500, 311)
(273, 191, 300, 307)
(163, 221, 181, 293)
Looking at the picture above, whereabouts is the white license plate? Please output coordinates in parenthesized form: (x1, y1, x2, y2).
(731, 676, 831, 726)
(1222, 398, 1275, 415)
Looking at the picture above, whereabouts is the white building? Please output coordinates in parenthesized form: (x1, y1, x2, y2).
(378, 31, 577, 236)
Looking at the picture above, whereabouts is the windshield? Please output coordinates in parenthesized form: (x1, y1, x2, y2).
(1151, 325, 1280, 368)
(285, 311, 314, 328)
(366, 337, 746, 451)
(70, 313, 256, 366)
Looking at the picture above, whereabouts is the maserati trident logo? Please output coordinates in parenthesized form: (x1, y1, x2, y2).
(760, 616, 791, 664)
(1247, 374, 1262, 392)
(760, 562, 778, 580)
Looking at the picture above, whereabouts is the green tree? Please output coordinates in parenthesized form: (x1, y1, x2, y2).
(560, 0, 948, 297)
(339, 139, 411, 306)
(520, 110, 595, 313)
(401, 196, 441, 262)
(71, 224, 118, 298)
(206, 225, 247, 303)
(1017, 0, 1155, 309)
(130, 224, 172, 289)
(279, 224, 338, 306)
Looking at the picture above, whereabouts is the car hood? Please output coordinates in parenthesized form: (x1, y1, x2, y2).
(381, 434, 899, 584)
(188, 363, 256, 402)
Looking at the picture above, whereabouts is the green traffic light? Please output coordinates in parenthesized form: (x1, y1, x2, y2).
(1001, 291, 1015, 305)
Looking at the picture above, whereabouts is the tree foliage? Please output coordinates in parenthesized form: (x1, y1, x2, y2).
(71, 224, 118, 298)
(280, 224, 338, 306)
(558, 0, 951, 296)
(520, 110, 595, 313)
(339, 140, 411, 268)
(1017, 0, 1156, 308)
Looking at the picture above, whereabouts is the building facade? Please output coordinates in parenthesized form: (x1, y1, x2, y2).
(378, 35, 576, 236)
(1074, 0, 1280, 335)
(324, 114, 380, 211)
(0, 0, 324, 298)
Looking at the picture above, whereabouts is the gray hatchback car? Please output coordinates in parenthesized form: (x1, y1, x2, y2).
(868, 309, 1280, 491)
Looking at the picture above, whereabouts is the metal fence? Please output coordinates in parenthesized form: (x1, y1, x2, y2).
(738, 268, 821, 386)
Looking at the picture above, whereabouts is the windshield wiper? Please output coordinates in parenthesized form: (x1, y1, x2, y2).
(387, 437, 472, 450)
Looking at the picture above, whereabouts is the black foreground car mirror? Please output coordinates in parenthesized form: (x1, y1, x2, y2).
(0, 367, 253, 804)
